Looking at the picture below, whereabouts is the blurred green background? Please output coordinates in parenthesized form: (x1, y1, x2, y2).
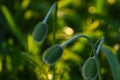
(0, 0, 120, 80)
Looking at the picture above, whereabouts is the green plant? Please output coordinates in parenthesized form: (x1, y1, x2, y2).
(82, 57, 97, 80)
(31, 2, 120, 80)
(33, 2, 57, 43)
(1, 0, 120, 80)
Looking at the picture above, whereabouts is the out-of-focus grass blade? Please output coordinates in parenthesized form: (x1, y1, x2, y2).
(6, 55, 12, 71)
(95, 0, 104, 14)
(1, 5, 27, 50)
(102, 47, 120, 80)
(22, 52, 41, 68)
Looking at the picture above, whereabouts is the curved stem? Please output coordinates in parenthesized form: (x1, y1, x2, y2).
(61, 34, 93, 48)
(61, 34, 102, 80)
(43, 2, 57, 23)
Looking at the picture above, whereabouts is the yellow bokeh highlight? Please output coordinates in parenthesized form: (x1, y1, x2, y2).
(58, 0, 73, 8)
(27, 34, 34, 53)
(48, 74, 53, 80)
(21, 0, 30, 9)
(24, 10, 32, 20)
(0, 55, 3, 72)
(86, 20, 100, 31)
(113, 43, 119, 52)
(27, 34, 39, 54)
(107, 0, 116, 4)
(63, 26, 74, 35)
(88, 6, 96, 14)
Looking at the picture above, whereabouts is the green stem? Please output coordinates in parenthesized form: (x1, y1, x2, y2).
(96, 36, 104, 55)
(43, 2, 57, 23)
(89, 36, 104, 58)
(61, 34, 102, 80)
(52, 2, 58, 44)
(61, 34, 92, 48)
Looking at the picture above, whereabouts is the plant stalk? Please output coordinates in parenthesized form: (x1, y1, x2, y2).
(43, 2, 57, 23)
(96, 36, 104, 55)
(52, 2, 58, 44)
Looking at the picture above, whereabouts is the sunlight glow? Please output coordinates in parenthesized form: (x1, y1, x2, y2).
(63, 26, 74, 35)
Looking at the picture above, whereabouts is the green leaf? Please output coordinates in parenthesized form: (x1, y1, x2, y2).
(33, 22, 48, 43)
(102, 47, 120, 80)
(43, 44, 63, 65)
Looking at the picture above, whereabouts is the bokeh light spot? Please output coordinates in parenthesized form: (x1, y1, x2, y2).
(21, 0, 30, 9)
(63, 26, 74, 35)
(88, 6, 96, 14)
(24, 10, 32, 20)
(86, 20, 100, 31)
(48, 74, 53, 80)
(113, 43, 119, 52)
(107, 0, 116, 4)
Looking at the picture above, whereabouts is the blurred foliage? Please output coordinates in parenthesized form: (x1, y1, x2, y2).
(0, 0, 120, 80)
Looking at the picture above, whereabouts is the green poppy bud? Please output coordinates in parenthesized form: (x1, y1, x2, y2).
(33, 22, 48, 43)
(82, 57, 97, 80)
(43, 44, 63, 65)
